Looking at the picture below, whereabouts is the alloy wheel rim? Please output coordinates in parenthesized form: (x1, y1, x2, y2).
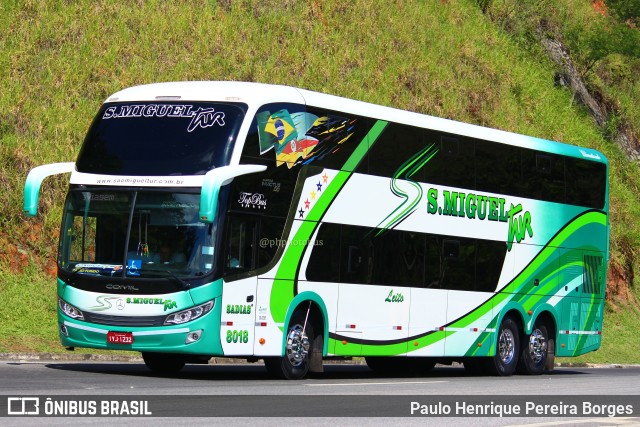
(498, 328, 515, 365)
(285, 325, 310, 367)
(528, 328, 547, 364)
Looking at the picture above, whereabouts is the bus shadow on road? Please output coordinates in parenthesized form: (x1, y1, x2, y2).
(41, 361, 587, 382)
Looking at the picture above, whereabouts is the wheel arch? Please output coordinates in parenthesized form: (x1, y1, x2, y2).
(496, 306, 526, 336)
(282, 291, 329, 356)
(530, 309, 558, 343)
(523, 303, 559, 336)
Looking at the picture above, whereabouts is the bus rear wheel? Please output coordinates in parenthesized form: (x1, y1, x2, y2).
(488, 316, 520, 376)
(142, 352, 186, 375)
(518, 321, 552, 375)
(265, 313, 314, 380)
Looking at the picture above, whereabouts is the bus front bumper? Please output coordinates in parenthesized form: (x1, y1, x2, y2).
(58, 310, 224, 356)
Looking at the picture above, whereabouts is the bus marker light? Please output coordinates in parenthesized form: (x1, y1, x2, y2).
(259, 338, 265, 345)
(341, 340, 347, 345)
(414, 342, 419, 347)
(478, 343, 482, 347)
(226, 321, 233, 326)
(186, 330, 203, 344)
(528, 310, 533, 315)
(393, 326, 402, 330)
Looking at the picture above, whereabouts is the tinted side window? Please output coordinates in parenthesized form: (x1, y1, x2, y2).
(224, 216, 257, 275)
(241, 103, 306, 167)
(306, 224, 506, 292)
(366, 124, 426, 181)
(423, 133, 475, 190)
(306, 223, 341, 282)
(441, 238, 476, 291)
(223, 215, 285, 277)
(340, 225, 373, 284)
(305, 107, 373, 171)
(566, 158, 606, 209)
(476, 139, 521, 196)
(475, 240, 507, 292)
(521, 151, 565, 203)
(370, 231, 425, 287)
(243, 104, 373, 172)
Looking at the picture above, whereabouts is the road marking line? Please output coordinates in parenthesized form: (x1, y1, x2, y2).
(306, 380, 447, 387)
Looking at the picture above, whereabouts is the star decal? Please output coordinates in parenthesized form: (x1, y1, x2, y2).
(298, 208, 304, 218)
(310, 190, 316, 200)
(322, 173, 329, 183)
(316, 181, 322, 192)
(304, 199, 310, 209)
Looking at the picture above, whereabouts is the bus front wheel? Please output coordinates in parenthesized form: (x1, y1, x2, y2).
(488, 316, 520, 376)
(141, 352, 186, 375)
(265, 313, 314, 380)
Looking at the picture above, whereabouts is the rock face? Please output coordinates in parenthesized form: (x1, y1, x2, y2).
(540, 36, 640, 161)
(539, 35, 638, 303)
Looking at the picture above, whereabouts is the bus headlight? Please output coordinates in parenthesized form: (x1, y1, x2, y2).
(164, 300, 214, 325)
(58, 298, 84, 320)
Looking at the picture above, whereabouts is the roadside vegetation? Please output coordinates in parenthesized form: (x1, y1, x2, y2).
(0, 0, 638, 363)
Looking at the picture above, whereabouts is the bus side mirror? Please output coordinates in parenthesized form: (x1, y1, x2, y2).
(23, 162, 75, 217)
(199, 164, 267, 223)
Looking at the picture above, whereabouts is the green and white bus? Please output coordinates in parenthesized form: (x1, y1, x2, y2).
(24, 81, 608, 379)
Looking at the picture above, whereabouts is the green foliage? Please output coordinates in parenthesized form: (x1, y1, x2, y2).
(0, 0, 639, 363)
(607, 0, 640, 25)
(568, 18, 640, 73)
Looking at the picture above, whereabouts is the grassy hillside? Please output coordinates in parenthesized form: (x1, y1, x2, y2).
(1, 0, 639, 362)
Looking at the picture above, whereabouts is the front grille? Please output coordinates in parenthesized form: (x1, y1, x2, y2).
(83, 312, 165, 327)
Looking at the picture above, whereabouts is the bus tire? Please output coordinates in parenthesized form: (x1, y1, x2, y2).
(264, 312, 313, 380)
(488, 316, 519, 376)
(545, 331, 556, 372)
(142, 352, 186, 375)
(519, 321, 550, 375)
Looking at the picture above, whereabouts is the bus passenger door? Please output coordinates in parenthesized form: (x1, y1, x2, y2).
(220, 215, 258, 356)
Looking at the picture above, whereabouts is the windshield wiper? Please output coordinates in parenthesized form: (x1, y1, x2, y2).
(162, 270, 191, 290)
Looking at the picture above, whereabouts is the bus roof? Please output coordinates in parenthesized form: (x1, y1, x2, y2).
(106, 81, 607, 164)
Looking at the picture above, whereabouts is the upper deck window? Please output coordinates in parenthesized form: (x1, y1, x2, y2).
(76, 101, 246, 176)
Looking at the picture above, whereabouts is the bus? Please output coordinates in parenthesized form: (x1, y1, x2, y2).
(24, 81, 609, 379)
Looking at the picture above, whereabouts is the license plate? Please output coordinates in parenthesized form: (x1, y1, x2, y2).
(107, 331, 134, 344)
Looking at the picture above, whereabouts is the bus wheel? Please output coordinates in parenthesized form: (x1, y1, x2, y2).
(518, 321, 551, 375)
(488, 316, 519, 376)
(142, 352, 186, 375)
(265, 313, 313, 380)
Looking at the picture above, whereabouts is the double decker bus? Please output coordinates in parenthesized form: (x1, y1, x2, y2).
(24, 81, 608, 379)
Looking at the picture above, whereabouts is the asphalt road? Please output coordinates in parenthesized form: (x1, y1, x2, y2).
(1, 361, 639, 426)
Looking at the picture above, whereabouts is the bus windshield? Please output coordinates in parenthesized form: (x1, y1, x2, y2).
(59, 190, 215, 279)
(75, 101, 246, 176)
